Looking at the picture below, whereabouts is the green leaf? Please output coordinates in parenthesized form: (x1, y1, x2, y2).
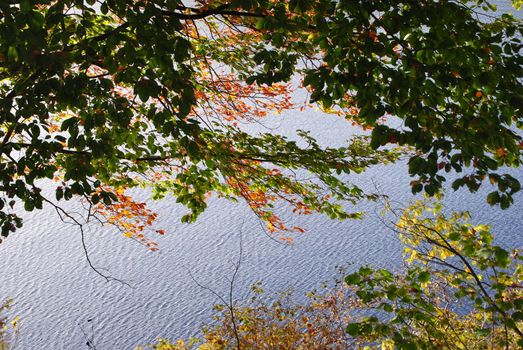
(7, 47, 18, 62)
(418, 271, 431, 283)
(345, 273, 361, 285)
(486, 191, 500, 205)
(346, 323, 361, 336)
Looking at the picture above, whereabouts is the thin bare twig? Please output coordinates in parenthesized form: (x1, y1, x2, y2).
(40, 196, 133, 287)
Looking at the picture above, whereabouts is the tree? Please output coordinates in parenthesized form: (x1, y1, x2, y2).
(0, 299, 18, 350)
(345, 197, 523, 349)
(138, 281, 362, 350)
(0, 0, 522, 243)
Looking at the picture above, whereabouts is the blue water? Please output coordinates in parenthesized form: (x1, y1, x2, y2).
(0, 2, 521, 349)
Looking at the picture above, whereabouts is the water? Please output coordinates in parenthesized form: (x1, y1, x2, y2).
(1, 2, 522, 349)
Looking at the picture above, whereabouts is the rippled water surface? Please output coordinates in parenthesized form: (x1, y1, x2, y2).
(1, 2, 522, 349)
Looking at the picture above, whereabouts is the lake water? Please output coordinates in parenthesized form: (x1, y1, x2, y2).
(1, 2, 522, 349)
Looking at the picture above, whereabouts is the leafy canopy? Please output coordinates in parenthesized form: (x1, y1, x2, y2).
(0, 0, 522, 240)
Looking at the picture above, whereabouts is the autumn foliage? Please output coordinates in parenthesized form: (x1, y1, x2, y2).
(138, 198, 523, 350)
(1, 0, 522, 248)
(0, 300, 18, 350)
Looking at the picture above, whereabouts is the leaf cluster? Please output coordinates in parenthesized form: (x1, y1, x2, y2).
(0, 0, 522, 239)
(345, 198, 523, 349)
